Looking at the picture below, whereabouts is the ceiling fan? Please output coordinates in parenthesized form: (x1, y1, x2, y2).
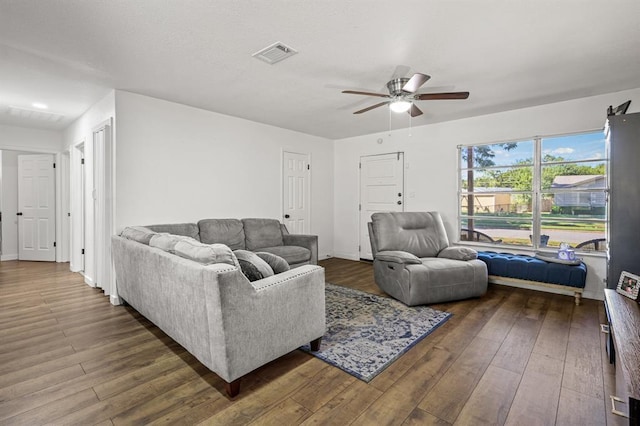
(342, 73, 469, 117)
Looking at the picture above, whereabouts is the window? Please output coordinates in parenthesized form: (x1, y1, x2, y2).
(459, 130, 606, 252)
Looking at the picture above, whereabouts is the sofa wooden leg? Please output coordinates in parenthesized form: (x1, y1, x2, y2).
(225, 379, 241, 398)
(574, 292, 582, 306)
(310, 337, 322, 352)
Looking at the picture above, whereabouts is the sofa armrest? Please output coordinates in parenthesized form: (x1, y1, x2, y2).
(210, 265, 326, 381)
(437, 246, 478, 261)
(282, 233, 318, 265)
(375, 250, 422, 264)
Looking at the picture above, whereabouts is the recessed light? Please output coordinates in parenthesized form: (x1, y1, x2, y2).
(32, 102, 48, 109)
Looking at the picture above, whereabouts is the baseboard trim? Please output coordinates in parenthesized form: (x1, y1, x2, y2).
(110, 294, 123, 306)
(1, 254, 18, 261)
(333, 252, 359, 261)
(84, 276, 96, 287)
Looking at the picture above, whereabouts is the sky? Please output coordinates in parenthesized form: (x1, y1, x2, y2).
(460, 130, 606, 168)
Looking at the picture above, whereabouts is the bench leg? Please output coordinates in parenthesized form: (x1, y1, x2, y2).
(574, 292, 582, 306)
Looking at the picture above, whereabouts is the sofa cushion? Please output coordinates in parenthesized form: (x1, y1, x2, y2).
(258, 245, 310, 265)
(242, 218, 284, 251)
(149, 233, 196, 254)
(255, 252, 290, 274)
(146, 223, 200, 241)
(371, 211, 450, 258)
(376, 250, 422, 264)
(121, 226, 157, 244)
(234, 250, 275, 281)
(198, 219, 246, 250)
(174, 240, 236, 266)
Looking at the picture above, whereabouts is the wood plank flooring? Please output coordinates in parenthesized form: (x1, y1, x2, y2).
(0, 258, 621, 425)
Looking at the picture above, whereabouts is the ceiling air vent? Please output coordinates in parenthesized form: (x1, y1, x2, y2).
(252, 42, 298, 64)
(7, 105, 64, 122)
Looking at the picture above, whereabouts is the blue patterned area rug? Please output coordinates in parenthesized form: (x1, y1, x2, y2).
(300, 283, 451, 382)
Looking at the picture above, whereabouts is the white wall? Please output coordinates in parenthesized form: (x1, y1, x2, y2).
(333, 87, 640, 300)
(0, 150, 35, 259)
(115, 90, 335, 260)
(63, 90, 115, 281)
(0, 123, 63, 153)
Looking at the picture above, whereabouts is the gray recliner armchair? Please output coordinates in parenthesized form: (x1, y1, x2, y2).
(368, 211, 488, 306)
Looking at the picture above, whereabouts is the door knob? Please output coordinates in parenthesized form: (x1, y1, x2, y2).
(16, 212, 23, 216)
(397, 201, 402, 205)
(284, 214, 290, 219)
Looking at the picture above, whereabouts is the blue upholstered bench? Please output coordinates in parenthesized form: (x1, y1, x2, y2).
(477, 251, 587, 305)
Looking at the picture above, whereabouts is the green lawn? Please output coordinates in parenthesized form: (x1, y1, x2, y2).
(463, 212, 604, 232)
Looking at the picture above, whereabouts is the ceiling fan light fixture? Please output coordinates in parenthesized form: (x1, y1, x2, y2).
(389, 99, 412, 113)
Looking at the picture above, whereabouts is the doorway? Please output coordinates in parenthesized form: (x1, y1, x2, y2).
(359, 152, 405, 260)
(91, 119, 114, 296)
(282, 151, 311, 234)
(70, 142, 85, 273)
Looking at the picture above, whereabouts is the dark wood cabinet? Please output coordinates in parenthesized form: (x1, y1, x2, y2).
(604, 289, 640, 424)
(607, 112, 640, 288)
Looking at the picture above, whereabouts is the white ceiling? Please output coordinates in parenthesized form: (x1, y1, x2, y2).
(1, 1, 639, 140)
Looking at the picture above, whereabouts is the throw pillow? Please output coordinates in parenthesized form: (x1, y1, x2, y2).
(174, 240, 236, 266)
(255, 251, 290, 274)
(234, 250, 275, 282)
(120, 226, 157, 245)
(437, 246, 478, 261)
(149, 233, 196, 254)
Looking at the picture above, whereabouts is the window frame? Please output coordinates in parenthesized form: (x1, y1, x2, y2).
(457, 129, 607, 255)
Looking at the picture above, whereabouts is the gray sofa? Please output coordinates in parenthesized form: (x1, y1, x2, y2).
(368, 211, 488, 306)
(111, 226, 325, 398)
(147, 218, 317, 268)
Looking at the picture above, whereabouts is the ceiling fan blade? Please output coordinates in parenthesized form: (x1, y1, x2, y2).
(402, 73, 431, 93)
(342, 90, 390, 98)
(354, 101, 389, 114)
(415, 91, 470, 100)
(408, 104, 423, 117)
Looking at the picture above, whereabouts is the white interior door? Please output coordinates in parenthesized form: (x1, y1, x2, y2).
(80, 148, 85, 273)
(359, 152, 404, 260)
(94, 127, 104, 288)
(283, 151, 310, 234)
(18, 154, 56, 261)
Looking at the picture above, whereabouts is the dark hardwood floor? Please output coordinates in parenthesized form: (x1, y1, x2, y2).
(0, 258, 621, 425)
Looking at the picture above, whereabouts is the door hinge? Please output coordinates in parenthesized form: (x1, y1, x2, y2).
(53, 242, 56, 247)
(67, 212, 71, 217)
(53, 163, 56, 169)
(359, 162, 361, 169)
(359, 245, 361, 251)
(81, 158, 85, 165)
(307, 164, 310, 170)
(81, 248, 85, 255)
(359, 204, 361, 211)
